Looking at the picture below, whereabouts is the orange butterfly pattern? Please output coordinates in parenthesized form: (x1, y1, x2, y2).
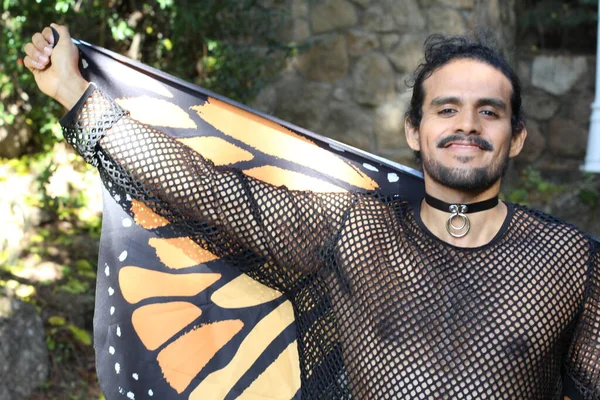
(76, 39, 424, 399)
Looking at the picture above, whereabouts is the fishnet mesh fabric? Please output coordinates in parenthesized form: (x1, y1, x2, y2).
(62, 87, 600, 399)
(62, 84, 128, 167)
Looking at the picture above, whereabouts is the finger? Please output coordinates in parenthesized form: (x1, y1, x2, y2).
(23, 42, 36, 58)
(24, 42, 50, 66)
(23, 55, 44, 72)
(24, 42, 50, 65)
(32, 32, 51, 55)
(42, 26, 55, 46)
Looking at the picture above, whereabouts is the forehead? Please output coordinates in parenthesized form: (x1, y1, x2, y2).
(422, 59, 513, 105)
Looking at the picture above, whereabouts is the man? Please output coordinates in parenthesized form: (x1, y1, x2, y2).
(24, 24, 599, 399)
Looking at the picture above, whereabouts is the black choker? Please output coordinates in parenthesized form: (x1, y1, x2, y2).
(424, 194, 499, 238)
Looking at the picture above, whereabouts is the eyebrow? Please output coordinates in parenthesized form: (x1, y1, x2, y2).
(430, 96, 508, 111)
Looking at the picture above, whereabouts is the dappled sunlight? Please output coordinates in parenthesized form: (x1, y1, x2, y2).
(0, 140, 104, 397)
(0, 279, 36, 301)
(7, 259, 64, 283)
(0, 164, 35, 265)
(0, 142, 103, 285)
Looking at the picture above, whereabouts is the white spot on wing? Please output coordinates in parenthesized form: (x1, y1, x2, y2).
(148, 389, 154, 396)
(110, 306, 115, 315)
(132, 373, 139, 380)
(118, 251, 128, 262)
(127, 392, 135, 399)
(104, 264, 110, 276)
(114, 194, 121, 202)
(117, 326, 121, 337)
(115, 362, 121, 374)
(109, 346, 115, 355)
(82, 59, 88, 69)
(108, 287, 114, 296)
(363, 163, 379, 172)
(388, 172, 400, 183)
(126, 194, 132, 201)
(122, 218, 132, 227)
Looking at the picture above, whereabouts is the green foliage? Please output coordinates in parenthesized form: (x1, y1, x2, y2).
(75, 259, 96, 279)
(520, 0, 597, 29)
(1, 3, 290, 396)
(2, 0, 292, 220)
(59, 275, 90, 294)
(42, 317, 100, 397)
(1, 3, 64, 150)
(48, 315, 67, 326)
(82, 214, 102, 240)
(517, 0, 598, 52)
(578, 173, 600, 209)
(1, 149, 92, 226)
(45, 317, 91, 360)
(503, 167, 564, 205)
(1, 1, 290, 150)
(67, 323, 92, 346)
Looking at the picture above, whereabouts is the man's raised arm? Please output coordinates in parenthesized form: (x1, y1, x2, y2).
(24, 24, 359, 293)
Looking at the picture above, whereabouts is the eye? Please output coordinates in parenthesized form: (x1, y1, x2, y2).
(438, 108, 456, 115)
(480, 109, 498, 117)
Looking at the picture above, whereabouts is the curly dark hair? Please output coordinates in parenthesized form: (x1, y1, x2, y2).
(405, 33, 524, 138)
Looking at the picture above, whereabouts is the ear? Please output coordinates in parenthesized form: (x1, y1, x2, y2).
(509, 123, 528, 158)
(405, 117, 420, 152)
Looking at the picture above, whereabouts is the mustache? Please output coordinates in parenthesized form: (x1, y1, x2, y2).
(437, 135, 494, 151)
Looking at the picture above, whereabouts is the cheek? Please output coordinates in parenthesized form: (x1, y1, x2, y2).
(418, 135, 438, 153)
(418, 121, 446, 147)
(485, 122, 513, 148)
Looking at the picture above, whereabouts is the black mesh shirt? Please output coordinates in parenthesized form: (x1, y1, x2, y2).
(61, 86, 600, 399)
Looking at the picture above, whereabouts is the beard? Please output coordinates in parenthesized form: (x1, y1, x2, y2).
(421, 147, 510, 192)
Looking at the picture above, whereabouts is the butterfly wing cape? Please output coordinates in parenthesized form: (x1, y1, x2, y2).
(74, 39, 425, 399)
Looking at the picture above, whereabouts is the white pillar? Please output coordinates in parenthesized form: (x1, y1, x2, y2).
(583, 0, 600, 172)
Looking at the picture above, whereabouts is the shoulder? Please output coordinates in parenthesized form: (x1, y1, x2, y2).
(340, 192, 409, 233)
(509, 202, 597, 250)
(352, 191, 408, 212)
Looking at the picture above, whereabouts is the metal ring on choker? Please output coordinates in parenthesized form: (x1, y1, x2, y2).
(446, 205, 470, 238)
(425, 194, 498, 238)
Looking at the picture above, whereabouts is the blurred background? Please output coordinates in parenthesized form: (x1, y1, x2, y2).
(1, 0, 599, 398)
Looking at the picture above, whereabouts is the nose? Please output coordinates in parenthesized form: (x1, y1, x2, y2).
(454, 109, 481, 135)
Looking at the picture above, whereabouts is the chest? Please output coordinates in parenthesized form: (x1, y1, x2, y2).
(331, 231, 586, 349)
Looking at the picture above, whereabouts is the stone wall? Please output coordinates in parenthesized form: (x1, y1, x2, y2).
(253, 0, 517, 168)
(517, 53, 594, 172)
(0, 291, 48, 400)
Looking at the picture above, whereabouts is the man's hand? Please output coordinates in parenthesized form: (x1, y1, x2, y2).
(23, 23, 89, 110)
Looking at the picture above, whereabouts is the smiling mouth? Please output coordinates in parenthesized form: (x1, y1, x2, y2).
(445, 142, 483, 149)
(437, 135, 494, 151)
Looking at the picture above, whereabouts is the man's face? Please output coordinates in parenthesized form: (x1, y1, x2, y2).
(405, 59, 527, 193)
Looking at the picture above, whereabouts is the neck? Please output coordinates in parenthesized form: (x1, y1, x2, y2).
(419, 180, 506, 248)
(423, 177, 502, 205)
